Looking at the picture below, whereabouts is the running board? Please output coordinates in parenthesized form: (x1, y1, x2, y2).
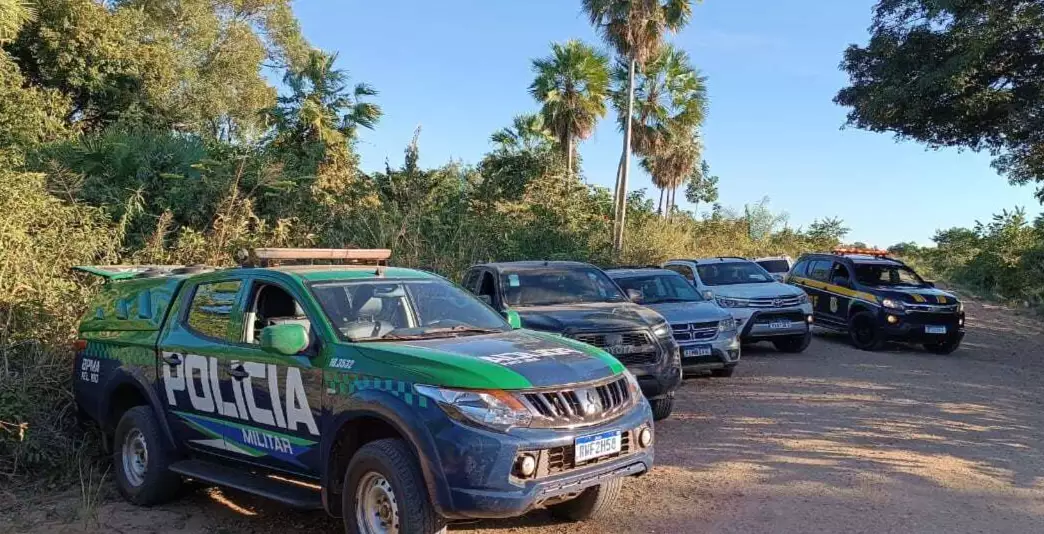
(169, 459, 323, 510)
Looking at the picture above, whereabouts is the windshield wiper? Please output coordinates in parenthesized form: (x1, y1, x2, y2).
(364, 325, 503, 341)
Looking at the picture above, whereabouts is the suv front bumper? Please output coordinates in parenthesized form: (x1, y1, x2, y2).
(877, 310, 965, 343)
(729, 304, 814, 341)
(678, 333, 740, 373)
(433, 399, 655, 519)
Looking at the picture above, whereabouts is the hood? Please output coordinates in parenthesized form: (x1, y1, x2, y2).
(640, 300, 731, 324)
(514, 301, 666, 334)
(349, 329, 624, 389)
(706, 282, 803, 300)
(872, 286, 959, 305)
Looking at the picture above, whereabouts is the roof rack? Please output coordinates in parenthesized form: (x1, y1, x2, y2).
(243, 248, 392, 273)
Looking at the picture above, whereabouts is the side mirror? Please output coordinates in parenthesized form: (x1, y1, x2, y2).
(477, 294, 493, 306)
(503, 309, 522, 329)
(924, 280, 936, 288)
(626, 288, 643, 303)
(259, 323, 309, 356)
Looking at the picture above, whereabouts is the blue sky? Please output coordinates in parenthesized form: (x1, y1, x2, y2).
(293, 0, 1041, 247)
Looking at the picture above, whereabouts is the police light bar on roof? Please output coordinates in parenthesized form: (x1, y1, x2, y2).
(253, 248, 391, 263)
(832, 247, 889, 257)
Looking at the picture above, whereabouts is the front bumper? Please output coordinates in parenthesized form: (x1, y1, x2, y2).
(431, 398, 655, 520)
(678, 334, 741, 372)
(877, 310, 966, 343)
(728, 304, 814, 341)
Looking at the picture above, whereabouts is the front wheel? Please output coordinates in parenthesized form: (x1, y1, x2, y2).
(343, 439, 446, 534)
(848, 312, 885, 351)
(548, 477, 624, 521)
(924, 336, 962, 355)
(650, 395, 674, 420)
(773, 331, 812, 353)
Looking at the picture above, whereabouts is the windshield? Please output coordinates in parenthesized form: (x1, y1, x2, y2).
(696, 262, 773, 286)
(613, 273, 704, 304)
(756, 259, 790, 273)
(854, 264, 928, 288)
(501, 267, 627, 307)
(310, 279, 509, 341)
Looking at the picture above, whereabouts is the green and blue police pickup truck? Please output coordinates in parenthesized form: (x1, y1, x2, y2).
(73, 249, 654, 534)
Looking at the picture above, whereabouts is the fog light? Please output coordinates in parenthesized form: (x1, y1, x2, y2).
(959, 317, 965, 326)
(638, 427, 653, 448)
(887, 315, 898, 324)
(806, 315, 814, 324)
(518, 454, 537, 477)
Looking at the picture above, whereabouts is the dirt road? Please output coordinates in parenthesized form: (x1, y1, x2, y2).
(5, 297, 1044, 533)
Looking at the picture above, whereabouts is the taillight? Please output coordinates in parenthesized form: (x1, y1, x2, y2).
(73, 339, 88, 352)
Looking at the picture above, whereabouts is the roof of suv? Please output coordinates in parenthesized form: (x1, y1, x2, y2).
(801, 252, 905, 266)
(475, 260, 596, 272)
(667, 257, 749, 264)
(604, 267, 680, 278)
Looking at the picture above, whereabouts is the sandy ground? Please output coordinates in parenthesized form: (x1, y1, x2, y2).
(4, 297, 1043, 534)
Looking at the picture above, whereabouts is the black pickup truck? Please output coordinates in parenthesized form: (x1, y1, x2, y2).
(462, 261, 683, 420)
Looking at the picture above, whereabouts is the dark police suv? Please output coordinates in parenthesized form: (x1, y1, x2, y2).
(787, 249, 965, 353)
(73, 249, 654, 534)
(462, 261, 683, 420)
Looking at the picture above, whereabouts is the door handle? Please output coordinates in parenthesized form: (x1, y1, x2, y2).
(229, 364, 250, 380)
(161, 353, 182, 367)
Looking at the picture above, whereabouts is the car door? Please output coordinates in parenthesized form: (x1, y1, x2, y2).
(223, 275, 324, 475)
(803, 260, 835, 325)
(823, 261, 854, 324)
(158, 275, 249, 456)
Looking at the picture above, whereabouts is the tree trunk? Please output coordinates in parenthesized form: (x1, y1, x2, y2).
(613, 58, 636, 255)
(657, 187, 664, 215)
(612, 151, 624, 222)
(565, 127, 573, 180)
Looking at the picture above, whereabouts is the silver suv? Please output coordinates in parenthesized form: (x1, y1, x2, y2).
(663, 258, 814, 353)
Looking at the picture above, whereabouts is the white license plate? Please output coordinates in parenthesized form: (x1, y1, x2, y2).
(684, 345, 713, 358)
(925, 325, 947, 335)
(575, 431, 622, 463)
(769, 320, 792, 329)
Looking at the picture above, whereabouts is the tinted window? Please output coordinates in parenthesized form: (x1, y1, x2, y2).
(501, 267, 627, 306)
(187, 280, 243, 341)
(665, 264, 695, 282)
(854, 264, 927, 287)
(791, 260, 810, 278)
(613, 273, 704, 303)
(461, 270, 478, 292)
(756, 260, 790, 273)
(695, 262, 772, 285)
(808, 260, 832, 282)
(832, 263, 851, 282)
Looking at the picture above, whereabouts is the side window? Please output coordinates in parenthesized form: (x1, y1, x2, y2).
(187, 280, 243, 342)
(461, 270, 479, 293)
(791, 260, 809, 278)
(808, 261, 831, 282)
(245, 283, 313, 345)
(665, 264, 695, 282)
(477, 272, 496, 299)
(831, 262, 851, 284)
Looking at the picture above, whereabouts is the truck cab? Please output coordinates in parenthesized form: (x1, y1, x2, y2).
(73, 250, 655, 533)
(461, 261, 682, 420)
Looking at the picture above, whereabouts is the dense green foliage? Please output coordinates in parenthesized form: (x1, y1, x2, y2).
(836, 0, 1044, 200)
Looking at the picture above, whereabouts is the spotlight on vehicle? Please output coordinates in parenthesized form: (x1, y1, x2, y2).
(887, 315, 898, 324)
(638, 427, 653, 448)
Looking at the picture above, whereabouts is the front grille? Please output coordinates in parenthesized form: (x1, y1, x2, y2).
(905, 303, 960, 314)
(571, 330, 660, 366)
(522, 376, 633, 428)
(672, 321, 719, 343)
(752, 311, 806, 324)
(747, 295, 804, 308)
(547, 430, 633, 474)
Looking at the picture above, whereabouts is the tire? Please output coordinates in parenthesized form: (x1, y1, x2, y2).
(549, 477, 624, 521)
(924, 337, 961, 355)
(650, 396, 674, 421)
(848, 311, 885, 351)
(711, 366, 735, 377)
(343, 438, 446, 534)
(773, 331, 812, 353)
(113, 405, 182, 506)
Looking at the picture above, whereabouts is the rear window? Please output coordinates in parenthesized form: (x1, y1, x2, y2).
(186, 280, 243, 341)
(756, 260, 790, 273)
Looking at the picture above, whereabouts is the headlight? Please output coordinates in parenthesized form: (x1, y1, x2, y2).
(701, 290, 715, 300)
(623, 370, 642, 397)
(718, 317, 738, 332)
(957, 300, 964, 313)
(414, 386, 531, 432)
(881, 298, 904, 310)
(652, 323, 672, 338)
(796, 293, 809, 305)
(716, 297, 747, 308)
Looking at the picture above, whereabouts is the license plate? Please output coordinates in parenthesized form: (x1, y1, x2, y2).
(575, 431, 622, 463)
(769, 320, 792, 329)
(684, 345, 713, 358)
(925, 325, 947, 335)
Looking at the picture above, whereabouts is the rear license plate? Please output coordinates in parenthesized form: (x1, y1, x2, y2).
(925, 325, 947, 335)
(684, 345, 713, 358)
(575, 431, 622, 463)
(769, 320, 792, 329)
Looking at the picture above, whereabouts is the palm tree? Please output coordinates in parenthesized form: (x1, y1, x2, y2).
(0, 0, 34, 44)
(616, 44, 706, 216)
(489, 113, 556, 154)
(529, 40, 610, 178)
(583, 0, 694, 252)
